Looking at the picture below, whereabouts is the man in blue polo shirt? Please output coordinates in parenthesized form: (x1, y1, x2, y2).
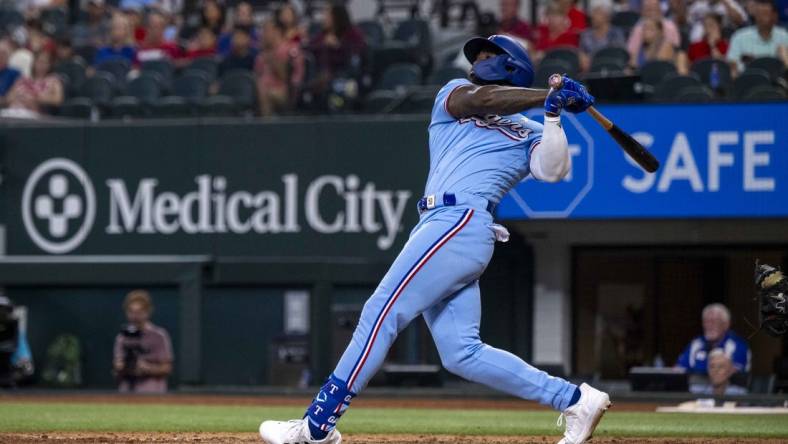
(0, 40, 21, 104)
(677, 303, 751, 374)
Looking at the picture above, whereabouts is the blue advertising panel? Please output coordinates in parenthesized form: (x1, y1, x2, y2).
(497, 102, 788, 219)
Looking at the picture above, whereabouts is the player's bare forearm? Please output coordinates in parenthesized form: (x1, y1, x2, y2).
(447, 84, 549, 119)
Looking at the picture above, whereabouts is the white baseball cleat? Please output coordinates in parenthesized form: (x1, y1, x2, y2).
(259, 418, 342, 444)
(556, 383, 611, 444)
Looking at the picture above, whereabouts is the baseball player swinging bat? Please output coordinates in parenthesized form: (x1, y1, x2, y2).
(549, 74, 660, 173)
(260, 34, 610, 444)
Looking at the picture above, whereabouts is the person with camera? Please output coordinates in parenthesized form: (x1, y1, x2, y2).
(112, 290, 173, 393)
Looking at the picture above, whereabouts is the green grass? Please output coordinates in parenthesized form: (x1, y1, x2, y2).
(1, 402, 787, 438)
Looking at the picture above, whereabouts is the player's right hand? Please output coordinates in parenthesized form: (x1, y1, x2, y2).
(544, 76, 595, 115)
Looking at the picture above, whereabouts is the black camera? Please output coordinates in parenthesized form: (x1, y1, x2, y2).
(118, 324, 144, 382)
(0, 298, 18, 387)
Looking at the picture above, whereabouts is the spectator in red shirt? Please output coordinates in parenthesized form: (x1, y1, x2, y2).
(256, 19, 304, 116)
(499, 0, 533, 43)
(688, 13, 729, 61)
(137, 9, 182, 63)
(558, 0, 588, 32)
(535, 2, 580, 60)
(184, 26, 217, 60)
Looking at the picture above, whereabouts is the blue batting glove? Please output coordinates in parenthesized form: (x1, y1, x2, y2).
(559, 75, 595, 113)
(544, 91, 566, 115)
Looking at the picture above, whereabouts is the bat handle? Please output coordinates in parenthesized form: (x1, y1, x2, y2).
(587, 106, 613, 130)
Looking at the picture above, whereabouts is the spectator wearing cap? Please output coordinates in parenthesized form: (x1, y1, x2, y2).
(218, 1, 258, 56)
(136, 9, 181, 63)
(534, 1, 580, 60)
(218, 25, 257, 76)
(94, 13, 137, 65)
(689, 348, 748, 395)
(255, 19, 304, 116)
(112, 290, 173, 393)
(727, 0, 788, 74)
(580, 0, 626, 68)
(0, 40, 21, 108)
(688, 0, 748, 43)
(1, 50, 63, 118)
(498, 0, 533, 43)
(627, 0, 682, 67)
(276, 2, 305, 45)
(677, 303, 751, 375)
(71, 0, 110, 50)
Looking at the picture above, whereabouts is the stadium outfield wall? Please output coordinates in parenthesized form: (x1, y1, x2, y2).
(0, 102, 785, 388)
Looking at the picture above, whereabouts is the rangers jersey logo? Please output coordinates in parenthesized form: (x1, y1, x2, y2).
(459, 114, 534, 141)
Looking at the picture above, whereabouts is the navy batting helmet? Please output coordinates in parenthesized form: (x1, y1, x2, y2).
(463, 35, 534, 88)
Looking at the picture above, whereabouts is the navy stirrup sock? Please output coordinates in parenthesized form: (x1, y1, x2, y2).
(567, 386, 582, 408)
(305, 374, 356, 440)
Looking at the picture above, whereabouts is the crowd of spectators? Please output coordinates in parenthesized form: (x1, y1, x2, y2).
(0, 0, 785, 120)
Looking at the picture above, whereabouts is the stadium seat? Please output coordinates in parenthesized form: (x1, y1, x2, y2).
(96, 58, 131, 87)
(543, 48, 581, 75)
(533, 59, 573, 88)
(125, 72, 163, 103)
(674, 85, 714, 103)
(109, 96, 145, 118)
(612, 11, 640, 33)
(427, 66, 467, 85)
(151, 96, 193, 118)
(392, 19, 431, 48)
(396, 86, 440, 114)
(58, 98, 94, 119)
(654, 74, 702, 101)
(218, 70, 257, 110)
(185, 56, 219, 82)
(362, 89, 401, 113)
(358, 20, 385, 48)
(639, 60, 678, 88)
(141, 59, 175, 91)
(54, 60, 87, 97)
(591, 46, 629, 68)
(732, 70, 772, 99)
(174, 71, 210, 101)
(741, 84, 785, 101)
(589, 57, 626, 74)
(79, 72, 115, 106)
(690, 58, 732, 95)
(199, 95, 237, 117)
(40, 8, 67, 37)
(747, 56, 785, 81)
(378, 63, 422, 90)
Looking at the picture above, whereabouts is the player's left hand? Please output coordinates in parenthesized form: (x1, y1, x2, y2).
(545, 76, 595, 115)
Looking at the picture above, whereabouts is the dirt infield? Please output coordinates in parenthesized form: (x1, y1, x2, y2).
(1, 433, 786, 444)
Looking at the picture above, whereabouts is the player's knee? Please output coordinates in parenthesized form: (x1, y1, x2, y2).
(438, 339, 485, 376)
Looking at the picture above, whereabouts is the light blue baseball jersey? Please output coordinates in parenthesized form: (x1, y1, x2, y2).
(425, 78, 544, 204)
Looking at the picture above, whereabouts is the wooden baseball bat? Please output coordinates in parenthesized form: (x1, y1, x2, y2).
(548, 74, 660, 173)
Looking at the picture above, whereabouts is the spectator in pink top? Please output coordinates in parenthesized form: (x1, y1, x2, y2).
(113, 290, 173, 394)
(256, 19, 304, 116)
(627, 0, 681, 67)
(1, 50, 63, 119)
